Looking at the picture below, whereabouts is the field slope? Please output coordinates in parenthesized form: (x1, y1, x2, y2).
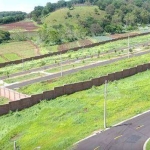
(0, 70, 150, 149)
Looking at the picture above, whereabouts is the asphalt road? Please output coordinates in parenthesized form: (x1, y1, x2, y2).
(74, 111, 150, 150)
(6, 49, 150, 89)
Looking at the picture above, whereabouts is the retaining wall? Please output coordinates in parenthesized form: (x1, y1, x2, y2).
(0, 32, 150, 68)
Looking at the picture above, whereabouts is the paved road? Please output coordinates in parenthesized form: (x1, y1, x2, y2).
(74, 111, 150, 150)
(6, 49, 150, 89)
(1, 41, 149, 80)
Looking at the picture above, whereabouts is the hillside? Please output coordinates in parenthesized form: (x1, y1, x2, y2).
(44, 6, 105, 28)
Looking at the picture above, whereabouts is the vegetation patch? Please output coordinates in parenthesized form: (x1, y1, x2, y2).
(0, 41, 38, 62)
(1, 70, 150, 149)
(0, 97, 9, 105)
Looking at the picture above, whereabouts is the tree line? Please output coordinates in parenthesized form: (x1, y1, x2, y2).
(0, 11, 26, 24)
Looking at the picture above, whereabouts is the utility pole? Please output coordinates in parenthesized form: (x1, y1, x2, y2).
(14, 141, 16, 150)
(104, 80, 107, 129)
(128, 33, 130, 58)
(60, 52, 63, 77)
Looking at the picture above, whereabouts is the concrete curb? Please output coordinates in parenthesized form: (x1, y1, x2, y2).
(75, 109, 150, 145)
(143, 138, 150, 150)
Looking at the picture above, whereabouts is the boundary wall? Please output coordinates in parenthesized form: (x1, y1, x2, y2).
(0, 87, 29, 101)
(0, 32, 150, 68)
(0, 62, 150, 116)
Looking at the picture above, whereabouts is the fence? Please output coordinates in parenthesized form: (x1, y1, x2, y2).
(0, 87, 29, 101)
(0, 31, 150, 68)
(0, 62, 150, 116)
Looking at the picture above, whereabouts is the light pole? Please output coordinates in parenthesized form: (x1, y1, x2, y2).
(128, 33, 130, 58)
(104, 80, 107, 129)
(126, 19, 130, 58)
(60, 51, 63, 77)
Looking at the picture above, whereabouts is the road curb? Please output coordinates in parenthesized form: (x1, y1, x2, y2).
(143, 138, 150, 150)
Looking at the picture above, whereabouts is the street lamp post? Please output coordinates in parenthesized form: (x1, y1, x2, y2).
(60, 52, 63, 77)
(104, 80, 107, 129)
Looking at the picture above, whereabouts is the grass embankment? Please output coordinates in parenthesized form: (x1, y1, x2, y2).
(1, 33, 150, 76)
(4, 73, 45, 84)
(146, 139, 150, 150)
(19, 52, 150, 95)
(1, 70, 150, 149)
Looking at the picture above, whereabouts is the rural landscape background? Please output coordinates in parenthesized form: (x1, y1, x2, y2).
(1, 0, 150, 149)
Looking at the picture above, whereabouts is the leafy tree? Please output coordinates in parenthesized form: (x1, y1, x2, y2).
(105, 4, 115, 15)
(90, 23, 103, 35)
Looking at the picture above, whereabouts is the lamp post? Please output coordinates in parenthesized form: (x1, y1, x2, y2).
(104, 80, 107, 129)
(60, 52, 63, 77)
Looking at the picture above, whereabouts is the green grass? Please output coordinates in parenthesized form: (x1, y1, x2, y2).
(4, 73, 45, 84)
(18, 52, 150, 95)
(3, 53, 21, 61)
(1, 33, 150, 76)
(0, 97, 9, 105)
(146, 139, 150, 150)
(40, 45, 58, 54)
(0, 56, 6, 63)
(0, 41, 37, 62)
(44, 6, 105, 28)
(1, 70, 150, 149)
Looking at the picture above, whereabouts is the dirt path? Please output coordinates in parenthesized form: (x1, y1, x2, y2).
(28, 41, 41, 56)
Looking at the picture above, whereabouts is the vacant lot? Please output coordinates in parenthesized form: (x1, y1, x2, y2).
(0, 70, 150, 149)
(0, 20, 38, 32)
(0, 41, 39, 62)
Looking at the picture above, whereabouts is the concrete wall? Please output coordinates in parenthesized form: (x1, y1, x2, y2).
(0, 32, 150, 68)
(0, 87, 29, 101)
(0, 62, 150, 116)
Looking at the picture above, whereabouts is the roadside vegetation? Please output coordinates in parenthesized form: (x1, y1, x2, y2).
(1, 70, 150, 149)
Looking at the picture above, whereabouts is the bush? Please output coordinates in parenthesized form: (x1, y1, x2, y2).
(0, 30, 10, 43)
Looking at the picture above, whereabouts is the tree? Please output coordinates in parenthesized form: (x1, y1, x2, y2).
(105, 4, 115, 15)
(90, 23, 103, 35)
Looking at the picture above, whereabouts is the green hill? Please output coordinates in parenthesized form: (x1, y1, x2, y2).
(44, 5, 105, 28)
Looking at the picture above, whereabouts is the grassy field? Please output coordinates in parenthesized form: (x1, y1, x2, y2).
(146, 139, 150, 150)
(0, 41, 38, 62)
(0, 97, 9, 105)
(1, 33, 150, 76)
(1, 70, 150, 149)
(44, 6, 105, 28)
(18, 51, 150, 95)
